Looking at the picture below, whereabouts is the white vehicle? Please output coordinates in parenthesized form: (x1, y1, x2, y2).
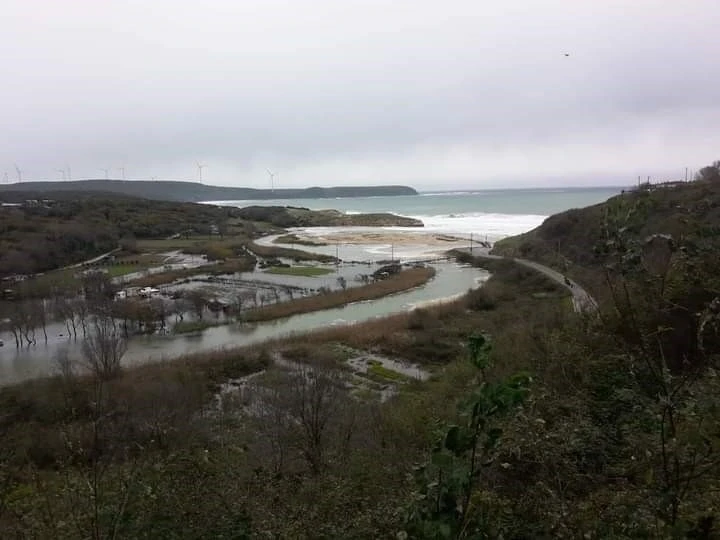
(139, 287, 161, 298)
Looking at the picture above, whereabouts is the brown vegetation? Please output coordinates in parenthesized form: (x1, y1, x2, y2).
(126, 256, 255, 288)
(244, 266, 435, 322)
(273, 233, 328, 246)
(0, 257, 565, 538)
(247, 240, 337, 262)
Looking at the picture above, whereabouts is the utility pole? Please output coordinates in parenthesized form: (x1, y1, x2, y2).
(470, 232, 473, 254)
(685, 167, 688, 182)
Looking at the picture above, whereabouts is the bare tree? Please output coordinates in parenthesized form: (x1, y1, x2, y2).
(149, 298, 168, 331)
(251, 373, 297, 476)
(82, 316, 127, 380)
(173, 297, 191, 323)
(54, 296, 78, 338)
(74, 298, 90, 338)
(7, 300, 38, 347)
(81, 271, 115, 310)
(32, 299, 49, 343)
(290, 361, 344, 474)
(186, 290, 206, 321)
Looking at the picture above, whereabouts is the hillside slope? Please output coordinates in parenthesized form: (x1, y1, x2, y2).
(492, 179, 720, 298)
(0, 180, 418, 202)
(0, 195, 422, 277)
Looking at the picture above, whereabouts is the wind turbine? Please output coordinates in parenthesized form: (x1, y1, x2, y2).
(56, 168, 66, 180)
(66, 164, 71, 181)
(14, 164, 22, 182)
(266, 169, 276, 192)
(118, 166, 126, 180)
(99, 168, 109, 179)
(197, 162, 206, 183)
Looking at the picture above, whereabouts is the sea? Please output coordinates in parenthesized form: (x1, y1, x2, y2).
(206, 186, 625, 241)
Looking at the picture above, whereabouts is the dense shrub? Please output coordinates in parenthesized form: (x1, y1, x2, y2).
(465, 286, 497, 311)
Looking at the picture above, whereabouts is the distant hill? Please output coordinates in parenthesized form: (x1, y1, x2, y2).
(0, 180, 418, 202)
(235, 206, 423, 227)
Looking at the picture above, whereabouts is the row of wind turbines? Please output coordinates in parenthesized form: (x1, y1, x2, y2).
(1, 162, 280, 191)
(2, 164, 25, 183)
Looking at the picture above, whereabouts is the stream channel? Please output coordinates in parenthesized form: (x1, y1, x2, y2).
(0, 247, 488, 385)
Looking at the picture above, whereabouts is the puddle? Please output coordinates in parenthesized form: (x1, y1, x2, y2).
(209, 348, 431, 418)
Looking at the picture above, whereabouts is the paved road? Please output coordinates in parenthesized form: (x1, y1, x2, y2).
(458, 247, 598, 313)
(64, 247, 121, 270)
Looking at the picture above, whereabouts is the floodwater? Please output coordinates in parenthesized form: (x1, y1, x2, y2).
(0, 262, 488, 385)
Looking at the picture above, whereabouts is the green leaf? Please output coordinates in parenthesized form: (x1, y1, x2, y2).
(483, 427, 503, 451)
(444, 425, 461, 453)
(468, 334, 492, 370)
(431, 451, 453, 469)
(438, 522, 452, 538)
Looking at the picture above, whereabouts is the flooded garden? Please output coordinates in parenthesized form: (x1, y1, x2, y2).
(0, 232, 489, 384)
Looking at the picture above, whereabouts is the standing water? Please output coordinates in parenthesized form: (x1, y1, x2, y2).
(0, 263, 487, 385)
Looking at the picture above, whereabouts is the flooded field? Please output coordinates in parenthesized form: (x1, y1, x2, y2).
(0, 262, 487, 384)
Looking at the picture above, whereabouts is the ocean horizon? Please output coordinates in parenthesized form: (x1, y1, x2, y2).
(205, 185, 624, 241)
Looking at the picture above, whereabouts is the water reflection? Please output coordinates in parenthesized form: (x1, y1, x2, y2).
(0, 263, 487, 385)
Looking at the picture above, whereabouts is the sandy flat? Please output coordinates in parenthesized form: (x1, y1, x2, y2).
(299, 231, 471, 247)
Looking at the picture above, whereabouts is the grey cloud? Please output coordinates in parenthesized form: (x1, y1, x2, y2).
(1, 0, 719, 189)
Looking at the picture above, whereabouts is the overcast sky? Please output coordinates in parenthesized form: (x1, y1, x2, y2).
(1, 1, 719, 190)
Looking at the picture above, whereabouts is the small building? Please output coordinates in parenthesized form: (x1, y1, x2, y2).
(373, 263, 401, 280)
(138, 287, 161, 299)
(80, 268, 109, 277)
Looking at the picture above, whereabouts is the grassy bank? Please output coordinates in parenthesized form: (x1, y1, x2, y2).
(263, 265, 333, 277)
(126, 256, 255, 288)
(248, 240, 337, 263)
(273, 233, 328, 246)
(245, 266, 435, 322)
